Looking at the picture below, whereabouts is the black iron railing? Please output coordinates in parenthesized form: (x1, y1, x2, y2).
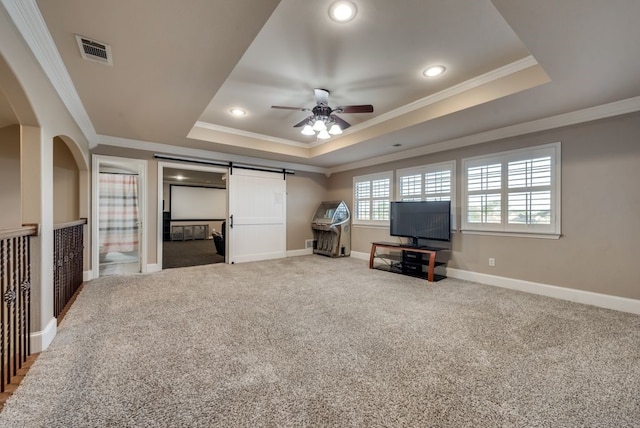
(0, 224, 37, 393)
(53, 219, 86, 320)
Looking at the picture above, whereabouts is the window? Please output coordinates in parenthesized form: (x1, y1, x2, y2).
(462, 143, 560, 236)
(397, 160, 456, 227)
(353, 171, 393, 225)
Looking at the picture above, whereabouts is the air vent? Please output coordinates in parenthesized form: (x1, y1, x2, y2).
(75, 34, 113, 66)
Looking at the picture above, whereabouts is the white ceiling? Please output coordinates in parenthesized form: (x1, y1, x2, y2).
(21, 0, 640, 171)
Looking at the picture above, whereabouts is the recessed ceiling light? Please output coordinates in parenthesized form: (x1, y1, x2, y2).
(423, 65, 446, 77)
(229, 107, 246, 117)
(329, 1, 357, 23)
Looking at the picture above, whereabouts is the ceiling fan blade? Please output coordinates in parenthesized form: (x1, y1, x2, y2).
(330, 114, 351, 130)
(335, 104, 374, 113)
(314, 88, 330, 106)
(271, 105, 311, 111)
(293, 116, 313, 127)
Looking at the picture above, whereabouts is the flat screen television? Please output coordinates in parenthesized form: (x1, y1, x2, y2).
(390, 200, 451, 245)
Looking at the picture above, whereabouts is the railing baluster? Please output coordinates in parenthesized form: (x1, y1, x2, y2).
(25, 236, 31, 356)
(62, 227, 67, 309)
(7, 238, 13, 379)
(1, 221, 88, 393)
(17, 236, 23, 371)
(54, 228, 59, 318)
(0, 225, 37, 392)
(7, 237, 18, 377)
(52, 220, 86, 320)
(1, 239, 6, 392)
(18, 235, 29, 368)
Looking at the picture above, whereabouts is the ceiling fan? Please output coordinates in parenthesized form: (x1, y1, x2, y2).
(271, 88, 374, 139)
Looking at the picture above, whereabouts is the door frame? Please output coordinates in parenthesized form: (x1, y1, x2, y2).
(157, 161, 228, 269)
(91, 154, 147, 278)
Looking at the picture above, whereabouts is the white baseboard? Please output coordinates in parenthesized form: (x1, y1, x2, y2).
(30, 317, 57, 353)
(146, 263, 162, 273)
(83, 270, 93, 282)
(286, 249, 369, 259)
(287, 248, 313, 257)
(350, 251, 370, 261)
(446, 267, 640, 315)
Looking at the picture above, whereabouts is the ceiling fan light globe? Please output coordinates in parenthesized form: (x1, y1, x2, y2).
(329, 124, 343, 135)
(317, 129, 331, 139)
(312, 119, 326, 131)
(301, 125, 315, 136)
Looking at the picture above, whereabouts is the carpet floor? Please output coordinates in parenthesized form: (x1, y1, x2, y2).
(1, 256, 638, 427)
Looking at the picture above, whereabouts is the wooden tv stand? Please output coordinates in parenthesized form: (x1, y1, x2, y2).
(369, 241, 446, 282)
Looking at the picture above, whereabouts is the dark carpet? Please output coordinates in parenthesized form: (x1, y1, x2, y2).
(162, 239, 224, 269)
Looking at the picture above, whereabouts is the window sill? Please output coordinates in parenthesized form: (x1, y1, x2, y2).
(461, 230, 561, 239)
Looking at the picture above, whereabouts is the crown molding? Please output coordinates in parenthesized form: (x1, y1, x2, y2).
(193, 121, 311, 149)
(328, 95, 640, 175)
(101, 95, 640, 177)
(318, 56, 540, 143)
(1, 0, 98, 146)
(97, 134, 329, 175)
(193, 57, 539, 152)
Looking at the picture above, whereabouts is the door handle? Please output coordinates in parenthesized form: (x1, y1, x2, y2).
(230, 214, 233, 228)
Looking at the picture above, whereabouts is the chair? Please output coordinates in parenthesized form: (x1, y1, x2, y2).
(213, 221, 225, 256)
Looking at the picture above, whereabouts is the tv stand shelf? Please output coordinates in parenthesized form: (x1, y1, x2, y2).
(369, 241, 447, 282)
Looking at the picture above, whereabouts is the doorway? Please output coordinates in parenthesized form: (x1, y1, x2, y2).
(92, 155, 146, 278)
(157, 162, 228, 269)
(157, 161, 288, 268)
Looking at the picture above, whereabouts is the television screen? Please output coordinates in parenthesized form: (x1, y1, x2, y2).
(390, 201, 451, 243)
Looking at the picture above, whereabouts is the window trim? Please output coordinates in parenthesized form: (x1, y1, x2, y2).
(396, 160, 456, 229)
(461, 142, 561, 237)
(352, 171, 393, 226)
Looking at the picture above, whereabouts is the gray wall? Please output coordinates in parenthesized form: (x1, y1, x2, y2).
(286, 171, 328, 250)
(53, 136, 80, 223)
(327, 112, 640, 300)
(91, 145, 328, 261)
(0, 125, 21, 229)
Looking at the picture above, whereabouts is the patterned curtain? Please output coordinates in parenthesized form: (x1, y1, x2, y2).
(98, 173, 139, 253)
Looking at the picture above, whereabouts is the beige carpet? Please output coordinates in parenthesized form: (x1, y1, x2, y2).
(1, 255, 638, 427)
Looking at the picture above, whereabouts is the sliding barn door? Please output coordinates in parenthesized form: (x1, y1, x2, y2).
(227, 169, 286, 263)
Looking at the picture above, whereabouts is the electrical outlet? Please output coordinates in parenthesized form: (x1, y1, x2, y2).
(489, 258, 495, 267)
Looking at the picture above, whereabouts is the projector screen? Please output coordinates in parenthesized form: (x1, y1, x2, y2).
(170, 185, 226, 220)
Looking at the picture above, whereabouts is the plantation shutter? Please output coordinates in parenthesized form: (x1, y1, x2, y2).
(353, 172, 393, 224)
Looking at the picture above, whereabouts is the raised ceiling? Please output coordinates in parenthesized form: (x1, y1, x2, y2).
(25, 0, 640, 171)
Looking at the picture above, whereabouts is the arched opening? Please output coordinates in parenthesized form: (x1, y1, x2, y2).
(0, 124, 21, 229)
(53, 137, 80, 222)
(0, 53, 31, 230)
(0, 53, 41, 391)
(1, 45, 90, 359)
(51, 135, 90, 320)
